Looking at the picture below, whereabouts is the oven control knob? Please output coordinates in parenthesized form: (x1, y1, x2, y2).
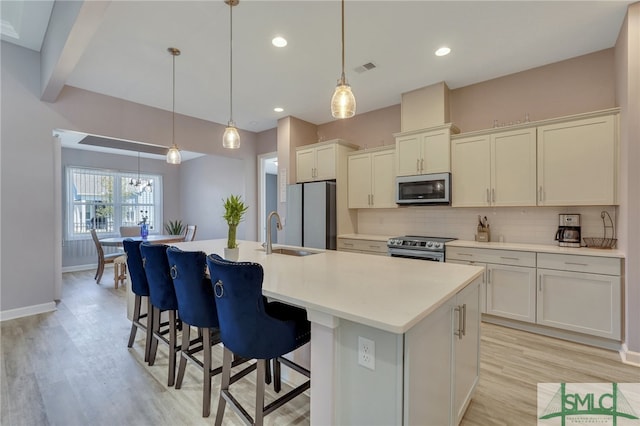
(434, 242, 442, 249)
(426, 241, 433, 248)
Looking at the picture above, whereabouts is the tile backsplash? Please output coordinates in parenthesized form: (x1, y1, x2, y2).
(356, 205, 618, 246)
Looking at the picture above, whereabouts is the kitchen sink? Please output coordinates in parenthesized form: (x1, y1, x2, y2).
(259, 247, 319, 257)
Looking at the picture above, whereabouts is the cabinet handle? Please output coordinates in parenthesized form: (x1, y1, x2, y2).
(369, 245, 381, 249)
(454, 305, 463, 339)
(500, 256, 520, 261)
(564, 262, 588, 267)
(461, 304, 467, 337)
(492, 188, 495, 203)
(416, 159, 420, 173)
(371, 194, 374, 206)
(486, 188, 490, 204)
(539, 275, 542, 292)
(487, 269, 491, 284)
(343, 242, 354, 247)
(420, 158, 424, 172)
(538, 186, 543, 202)
(456, 253, 473, 257)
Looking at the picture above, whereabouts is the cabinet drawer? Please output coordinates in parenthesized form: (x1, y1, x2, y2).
(446, 247, 535, 267)
(338, 238, 388, 255)
(537, 253, 621, 276)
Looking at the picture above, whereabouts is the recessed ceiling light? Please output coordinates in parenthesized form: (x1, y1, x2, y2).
(272, 36, 287, 47)
(274, 107, 284, 113)
(435, 47, 451, 57)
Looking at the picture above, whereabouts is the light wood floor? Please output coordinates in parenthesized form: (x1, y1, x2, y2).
(1, 268, 637, 425)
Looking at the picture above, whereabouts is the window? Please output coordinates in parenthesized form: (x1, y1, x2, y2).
(66, 166, 163, 239)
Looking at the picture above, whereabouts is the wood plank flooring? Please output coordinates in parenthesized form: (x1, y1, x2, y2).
(1, 268, 638, 425)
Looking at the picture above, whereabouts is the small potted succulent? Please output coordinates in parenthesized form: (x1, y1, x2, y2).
(222, 194, 248, 260)
(164, 219, 185, 236)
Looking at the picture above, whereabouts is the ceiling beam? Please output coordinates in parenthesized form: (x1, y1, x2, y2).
(40, 0, 110, 102)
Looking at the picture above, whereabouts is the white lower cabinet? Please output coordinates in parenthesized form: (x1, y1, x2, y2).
(337, 237, 388, 256)
(404, 277, 480, 425)
(537, 254, 622, 340)
(486, 264, 536, 323)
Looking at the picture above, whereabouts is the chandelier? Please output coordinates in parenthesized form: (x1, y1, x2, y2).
(129, 152, 152, 195)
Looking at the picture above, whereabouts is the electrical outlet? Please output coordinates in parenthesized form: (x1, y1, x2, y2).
(358, 336, 375, 370)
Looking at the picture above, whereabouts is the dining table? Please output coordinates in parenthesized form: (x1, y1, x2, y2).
(99, 234, 186, 247)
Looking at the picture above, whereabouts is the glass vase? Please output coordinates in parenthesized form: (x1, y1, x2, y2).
(140, 223, 149, 239)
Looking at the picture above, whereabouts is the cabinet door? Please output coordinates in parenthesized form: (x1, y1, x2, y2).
(371, 150, 396, 208)
(296, 148, 316, 182)
(396, 134, 422, 176)
(314, 144, 337, 181)
(453, 277, 481, 425)
(537, 269, 621, 339)
(486, 264, 536, 323)
(491, 128, 537, 206)
(537, 114, 616, 205)
(422, 129, 451, 174)
(347, 153, 372, 208)
(451, 135, 491, 207)
(447, 260, 486, 314)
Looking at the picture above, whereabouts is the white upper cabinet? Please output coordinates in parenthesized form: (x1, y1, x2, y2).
(295, 139, 357, 183)
(395, 124, 458, 176)
(537, 113, 618, 206)
(348, 146, 396, 209)
(451, 135, 491, 207)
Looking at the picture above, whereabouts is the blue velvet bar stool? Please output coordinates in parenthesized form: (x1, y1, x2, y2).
(123, 239, 152, 362)
(206, 254, 311, 426)
(140, 242, 181, 387)
(167, 247, 246, 417)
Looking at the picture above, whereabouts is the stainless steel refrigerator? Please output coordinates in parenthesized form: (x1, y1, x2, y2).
(285, 181, 336, 250)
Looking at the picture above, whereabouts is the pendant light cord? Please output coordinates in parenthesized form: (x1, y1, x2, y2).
(341, 0, 345, 82)
(229, 1, 234, 123)
(172, 52, 176, 145)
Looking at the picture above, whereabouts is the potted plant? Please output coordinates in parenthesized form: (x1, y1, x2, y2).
(222, 194, 249, 260)
(164, 219, 185, 236)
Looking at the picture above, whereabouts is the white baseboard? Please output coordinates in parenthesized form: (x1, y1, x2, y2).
(0, 302, 57, 322)
(62, 264, 97, 273)
(620, 344, 640, 367)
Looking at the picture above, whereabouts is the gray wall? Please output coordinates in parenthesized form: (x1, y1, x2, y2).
(1, 40, 259, 315)
(266, 173, 278, 243)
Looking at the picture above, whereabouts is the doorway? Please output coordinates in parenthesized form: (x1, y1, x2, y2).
(258, 152, 278, 244)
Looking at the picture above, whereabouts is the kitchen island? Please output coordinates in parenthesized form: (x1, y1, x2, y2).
(161, 239, 484, 425)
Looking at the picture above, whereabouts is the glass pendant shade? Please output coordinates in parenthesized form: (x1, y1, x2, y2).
(331, 78, 356, 119)
(223, 122, 240, 149)
(166, 144, 181, 164)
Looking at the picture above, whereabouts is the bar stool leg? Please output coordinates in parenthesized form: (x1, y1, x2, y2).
(214, 347, 233, 426)
(144, 298, 153, 363)
(203, 328, 212, 417)
(255, 359, 266, 426)
(168, 310, 177, 387)
(175, 325, 190, 389)
(128, 295, 141, 347)
(149, 307, 161, 365)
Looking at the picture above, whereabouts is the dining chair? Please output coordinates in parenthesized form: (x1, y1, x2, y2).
(140, 242, 181, 387)
(123, 239, 153, 362)
(113, 254, 127, 289)
(120, 226, 141, 237)
(166, 247, 249, 417)
(206, 254, 311, 426)
(90, 228, 122, 284)
(183, 224, 197, 242)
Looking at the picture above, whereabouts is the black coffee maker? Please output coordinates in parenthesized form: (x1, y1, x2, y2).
(555, 214, 581, 247)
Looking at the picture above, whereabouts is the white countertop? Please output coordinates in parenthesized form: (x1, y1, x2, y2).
(172, 239, 483, 334)
(448, 240, 625, 258)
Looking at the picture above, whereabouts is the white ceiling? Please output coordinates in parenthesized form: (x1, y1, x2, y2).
(2, 1, 634, 138)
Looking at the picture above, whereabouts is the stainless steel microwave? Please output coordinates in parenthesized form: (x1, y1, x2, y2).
(396, 173, 451, 205)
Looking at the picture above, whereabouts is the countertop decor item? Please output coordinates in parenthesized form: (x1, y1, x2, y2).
(583, 211, 617, 249)
(166, 47, 182, 164)
(222, 0, 241, 149)
(222, 194, 248, 260)
(476, 215, 490, 242)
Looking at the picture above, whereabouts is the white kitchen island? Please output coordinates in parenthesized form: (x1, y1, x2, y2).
(161, 239, 484, 425)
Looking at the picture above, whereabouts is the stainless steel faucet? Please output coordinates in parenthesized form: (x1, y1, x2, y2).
(265, 211, 283, 254)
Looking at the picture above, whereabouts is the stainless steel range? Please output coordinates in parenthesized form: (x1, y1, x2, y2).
(387, 235, 457, 262)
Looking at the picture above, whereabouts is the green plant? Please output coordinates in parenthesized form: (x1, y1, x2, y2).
(222, 194, 249, 248)
(164, 219, 185, 235)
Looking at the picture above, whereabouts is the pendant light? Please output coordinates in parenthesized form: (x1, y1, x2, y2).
(166, 47, 182, 164)
(130, 152, 152, 195)
(331, 0, 356, 119)
(222, 0, 240, 149)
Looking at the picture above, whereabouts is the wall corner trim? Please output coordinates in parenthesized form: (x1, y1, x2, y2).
(620, 344, 640, 367)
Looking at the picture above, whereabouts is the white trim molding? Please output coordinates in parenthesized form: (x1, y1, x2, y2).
(620, 344, 640, 367)
(1, 302, 57, 322)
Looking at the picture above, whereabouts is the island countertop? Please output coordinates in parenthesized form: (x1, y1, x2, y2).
(172, 239, 484, 334)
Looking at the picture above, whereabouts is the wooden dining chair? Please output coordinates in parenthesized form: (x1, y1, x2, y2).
(90, 228, 122, 284)
(183, 225, 197, 242)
